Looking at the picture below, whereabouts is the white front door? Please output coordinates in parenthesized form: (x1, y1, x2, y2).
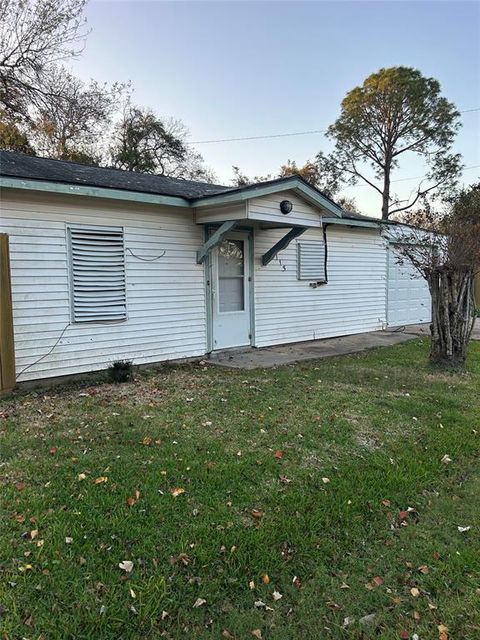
(211, 232, 251, 350)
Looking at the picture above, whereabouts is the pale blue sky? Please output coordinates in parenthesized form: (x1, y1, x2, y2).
(73, 0, 480, 215)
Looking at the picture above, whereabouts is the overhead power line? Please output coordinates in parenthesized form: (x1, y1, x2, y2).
(343, 164, 480, 189)
(188, 107, 480, 145)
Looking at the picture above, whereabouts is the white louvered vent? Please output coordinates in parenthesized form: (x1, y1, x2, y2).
(68, 225, 127, 322)
(297, 239, 327, 282)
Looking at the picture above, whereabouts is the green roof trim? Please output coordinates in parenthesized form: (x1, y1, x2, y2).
(191, 177, 343, 218)
(0, 177, 191, 208)
(322, 216, 380, 229)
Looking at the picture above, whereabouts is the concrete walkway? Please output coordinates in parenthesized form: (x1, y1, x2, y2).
(208, 320, 479, 370)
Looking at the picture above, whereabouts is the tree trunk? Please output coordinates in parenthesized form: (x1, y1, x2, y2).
(428, 267, 476, 368)
(382, 162, 391, 220)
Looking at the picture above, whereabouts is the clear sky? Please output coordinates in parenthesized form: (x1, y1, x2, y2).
(73, 0, 480, 216)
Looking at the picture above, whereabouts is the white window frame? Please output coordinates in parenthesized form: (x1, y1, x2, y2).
(67, 224, 127, 323)
(297, 237, 327, 283)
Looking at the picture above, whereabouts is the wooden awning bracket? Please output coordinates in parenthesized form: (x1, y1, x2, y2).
(196, 220, 237, 264)
(261, 226, 307, 266)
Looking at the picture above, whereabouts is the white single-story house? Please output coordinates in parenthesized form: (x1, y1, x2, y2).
(0, 151, 431, 383)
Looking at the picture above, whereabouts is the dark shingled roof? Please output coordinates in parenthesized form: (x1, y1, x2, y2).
(1, 151, 381, 224)
(0, 150, 231, 200)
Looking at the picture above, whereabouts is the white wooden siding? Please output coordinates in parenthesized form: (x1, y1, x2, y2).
(194, 203, 246, 224)
(254, 226, 386, 346)
(0, 190, 206, 381)
(248, 191, 322, 227)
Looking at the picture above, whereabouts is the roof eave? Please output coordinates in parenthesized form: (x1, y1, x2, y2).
(0, 176, 191, 208)
(322, 216, 381, 229)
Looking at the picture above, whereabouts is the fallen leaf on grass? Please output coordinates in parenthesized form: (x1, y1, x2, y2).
(94, 476, 108, 484)
(171, 488, 185, 497)
(252, 631, 262, 639)
(418, 565, 429, 574)
(49, 447, 58, 455)
(78, 473, 87, 481)
(193, 597, 206, 608)
(251, 509, 263, 520)
(438, 624, 448, 640)
(441, 454, 452, 465)
(292, 575, 302, 589)
(274, 450, 285, 459)
(65, 537, 73, 544)
(410, 587, 420, 597)
(126, 489, 140, 507)
(118, 560, 134, 573)
(30, 530, 38, 540)
(19, 564, 33, 572)
(23, 614, 33, 627)
(261, 574, 270, 584)
(372, 576, 384, 586)
(15, 482, 26, 491)
(322, 477, 330, 484)
(272, 590, 282, 601)
(457, 525, 471, 532)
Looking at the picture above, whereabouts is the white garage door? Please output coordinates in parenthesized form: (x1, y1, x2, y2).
(387, 244, 431, 326)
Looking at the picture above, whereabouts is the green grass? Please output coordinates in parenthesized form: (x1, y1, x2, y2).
(1, 339, 479, 639)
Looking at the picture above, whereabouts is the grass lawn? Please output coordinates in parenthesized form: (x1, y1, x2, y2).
(1, 339, 479, 640)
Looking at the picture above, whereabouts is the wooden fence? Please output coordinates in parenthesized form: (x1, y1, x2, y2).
(0, 233, 15, 393)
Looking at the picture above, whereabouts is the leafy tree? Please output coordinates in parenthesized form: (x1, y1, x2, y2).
(0, 0, 88, 117)
(0, 109, 35, 153)
(391, 185, 480, 368)
(231, 160, 359, 212)
(30, 66, 123, 163)
(316, 67, 462, 220)
(335, 195, 359, 213)
(279, 160, 323, 187)
(231, 166, 272, 186)
(110, 105, 213, 181)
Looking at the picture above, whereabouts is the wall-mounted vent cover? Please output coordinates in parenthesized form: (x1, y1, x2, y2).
(68, 225, 127, 322)
(297, 239, 327, 282)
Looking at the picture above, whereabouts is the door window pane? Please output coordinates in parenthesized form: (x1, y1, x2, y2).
(218, 239, 245, 312)
(218, 240, 244, 277)
(219, 277, 244, 312)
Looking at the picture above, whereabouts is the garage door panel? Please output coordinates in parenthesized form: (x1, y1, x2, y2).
(387, 245, 431, 326)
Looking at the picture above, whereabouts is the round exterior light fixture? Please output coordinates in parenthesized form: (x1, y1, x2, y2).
(280, 199, 293, 215)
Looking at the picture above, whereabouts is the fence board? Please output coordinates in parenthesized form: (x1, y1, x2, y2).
(0, 233, 15, 393)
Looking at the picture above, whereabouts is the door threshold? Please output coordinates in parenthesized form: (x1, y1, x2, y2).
(209, 345, 254, 358)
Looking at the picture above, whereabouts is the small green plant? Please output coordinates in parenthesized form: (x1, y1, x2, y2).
(107, 359, 133, 383)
